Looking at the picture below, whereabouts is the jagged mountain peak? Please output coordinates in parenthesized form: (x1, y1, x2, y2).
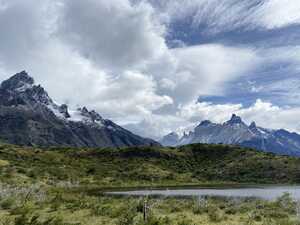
(225, 114, 244, 125)
(161, 115, 300, 156)
(75, 106, 104, 123)
(8, 71, 33, 84)
(198, 120, 213, 127)
(0, 72, 159, 148)
(249, 121, 257, 130)
(1, 71, 34, 91)
(0, 72, 104, 124)
(0, 71, 54, 107)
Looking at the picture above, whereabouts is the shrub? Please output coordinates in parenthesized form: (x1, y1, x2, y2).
(116, 206, 137, 225)
(207, 205, 224, 223)
(0, 197, 15, 210)
(139, 215, 172, 225)
(275, 193, 296, 214)
(177, 216, 194, 225)
(90, 205, 111, 217)
(0, 216, 14, 225)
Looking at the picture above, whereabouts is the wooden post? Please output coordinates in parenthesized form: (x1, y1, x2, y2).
(143, 199, 147, 222)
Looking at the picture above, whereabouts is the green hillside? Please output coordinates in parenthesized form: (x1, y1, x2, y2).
(1, 143, 300, 188)
(1, 144, 300, 225)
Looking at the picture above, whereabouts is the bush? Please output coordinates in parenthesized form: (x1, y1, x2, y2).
(207, 205, 224, 223)
(0, 216, 14, 225)
(224, 206, 238, 215)
(177, 217, 194, 225)
(0, 197, 15, 210)
(275, 193, 296, 214)
(90, 205, 111, 217)
(14, 212, 81, 225)
(139, 215, 172, 225)
(116, 206, 137, 225)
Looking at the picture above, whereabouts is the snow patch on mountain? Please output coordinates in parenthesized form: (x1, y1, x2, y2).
(161, 114, 300, 156)
(0, 71, 159, 147)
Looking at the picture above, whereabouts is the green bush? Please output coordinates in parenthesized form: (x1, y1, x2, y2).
(139, 215, 172, 225)
(116, 206, 137, 225)
(177, 216, 194, 225)
(0, 216, 14, 225)
(90, 205, 111, 217)
(207, 205, 224, 223)
(0, 197, 16, 210)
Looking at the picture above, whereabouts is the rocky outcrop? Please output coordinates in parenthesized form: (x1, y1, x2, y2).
(161, 114, 300, 156)
(0, 71, 159, 148)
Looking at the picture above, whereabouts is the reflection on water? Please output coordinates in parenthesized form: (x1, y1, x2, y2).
(107, 186, 300, 200)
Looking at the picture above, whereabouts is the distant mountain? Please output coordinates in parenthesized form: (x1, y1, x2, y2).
(0, 71, 159, 147)
(161, 114, 300, 156)
(160, 132, 180, 147)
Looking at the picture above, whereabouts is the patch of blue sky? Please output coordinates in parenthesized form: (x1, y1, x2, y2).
(166, 14, 300, 107)
(167, 18, 300, 48)
(200, 66, 300, 107)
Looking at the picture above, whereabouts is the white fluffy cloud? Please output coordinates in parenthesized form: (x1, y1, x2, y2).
(142, 44, 259, 105)
(0, 0, 300, 140)
(179, 99, 300, 134)
(14, 39, 173, 123)
(57, 0, 166, 72)
(257, 0, 300, 29)
(168, 45, 258, 103)
(0, 0, 260, 123)
(124, 114, 189, 140)
(0, 0, 172, 123)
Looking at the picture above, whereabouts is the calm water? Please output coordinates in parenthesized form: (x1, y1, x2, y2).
(107, 186, 300, 200)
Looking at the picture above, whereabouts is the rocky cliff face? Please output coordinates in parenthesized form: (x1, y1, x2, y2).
(0, 71, 159, 147)
(161, 114, 300, 156)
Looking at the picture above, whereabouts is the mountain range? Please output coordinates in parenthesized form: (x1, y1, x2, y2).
(161, 114, 300, 156)
(2, 71, 300, 156)
(0, 71, 158, 147)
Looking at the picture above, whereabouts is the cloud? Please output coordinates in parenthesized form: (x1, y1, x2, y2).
(89, 71, 173, 122)
(0, 0, 300, 140)
(57, 0, 167, 72)
(168, 44, 259, 103)
(257, 0, 300, 29)
(124, 114, 189, 140)
(0, 0, 172, 124)
(147, 0, 300, 34)
(178, 99, 300, 134)
(143, 44, 260, 107)
(15, 39, 172, 123)
(0, 0, 52, 69)
(178, 101, 242, 124)
(126, 97, 300, 139)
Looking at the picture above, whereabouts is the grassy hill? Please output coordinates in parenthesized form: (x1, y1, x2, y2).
(1, 143, 300, 188)
(1, 143, 300, 225)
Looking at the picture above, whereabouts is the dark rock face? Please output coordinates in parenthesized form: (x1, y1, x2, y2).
(161, 115, 300, 157)
(0, 71, 159, 148)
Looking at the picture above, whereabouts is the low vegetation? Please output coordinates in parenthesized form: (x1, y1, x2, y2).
(1, 143, 300, 187)
(1, 143, 300, 224)
(1, 186, 300, 225)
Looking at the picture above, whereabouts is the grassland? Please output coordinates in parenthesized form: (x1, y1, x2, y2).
(1, 143, 300, 224)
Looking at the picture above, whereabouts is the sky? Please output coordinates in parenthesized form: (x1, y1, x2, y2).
(0, 0, 300, 140)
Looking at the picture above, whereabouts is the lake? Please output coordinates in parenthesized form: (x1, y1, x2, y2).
(107, 186, 300, 200)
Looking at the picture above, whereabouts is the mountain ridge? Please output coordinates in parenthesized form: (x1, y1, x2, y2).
(0, 71, 159, 147)
(161, 114, 300, 156)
